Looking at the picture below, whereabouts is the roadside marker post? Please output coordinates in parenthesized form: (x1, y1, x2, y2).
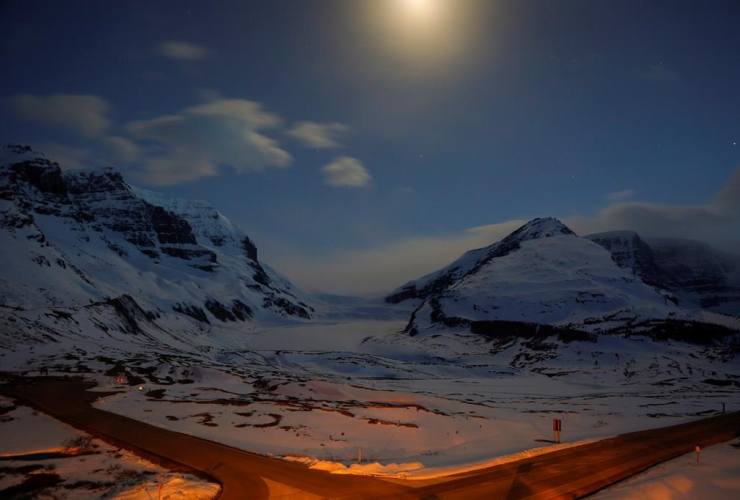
(359, 447, 362, 464)
(558, 419, 561, 443)
(722, 402, 726, 414)
(553, 418, 562, 443)
(695, 445, 700, 464)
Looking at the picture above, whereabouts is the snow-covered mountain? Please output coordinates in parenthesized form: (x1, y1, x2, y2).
(0, 144, 313, 335)
(587, 231, 740, 317)
(389, 218, 738, 341)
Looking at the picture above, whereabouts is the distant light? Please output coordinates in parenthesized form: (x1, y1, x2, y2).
(138, 386, 143, 391)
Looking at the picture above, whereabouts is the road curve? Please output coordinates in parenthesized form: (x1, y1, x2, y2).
(1, 377, 409, 500)
(3, 376, 739, 500)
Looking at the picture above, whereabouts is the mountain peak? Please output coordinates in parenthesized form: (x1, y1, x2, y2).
(503, 217, 576, 244)
(1, 143, 50, 169)
(64, 167, 129, 194)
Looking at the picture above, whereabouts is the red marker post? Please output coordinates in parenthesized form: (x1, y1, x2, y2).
(553, 418, 562, 443)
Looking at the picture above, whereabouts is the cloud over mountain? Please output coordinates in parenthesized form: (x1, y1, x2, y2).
(126, 98, 291, 185)
(3, 94, 111, 137)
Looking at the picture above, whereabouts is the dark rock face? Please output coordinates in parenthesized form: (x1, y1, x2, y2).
(242, 237, 258, 261)
(586, 232, 673, 290)
(204, 299, 254, 322)
(386, 272, 456, 304)
(250, 262, 271, 286)
(263, 297, 312, 319)
(102, 294, 151, 334)
(231, 300, 254, 320)
(173, 303, 210, 324)
(8, 160, 68, 196)
(588, 232, 740, 317)
(648, 239, 740, 315)
(151, 206, 197, 245)
(160, 247, 217, 262)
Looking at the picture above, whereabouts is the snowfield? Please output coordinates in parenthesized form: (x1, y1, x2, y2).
(3, 319, 736, 481)
(0, 396, 220, 499)
(592, 438, 740, 500)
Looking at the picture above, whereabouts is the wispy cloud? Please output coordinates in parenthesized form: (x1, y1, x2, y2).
(126, 98, 291, 186)
(321, 156, 372, 187)
(268, 165, 740, 294)
(37, 142, 90, 170)
(155, 40, 211, 60)
(264, 219, 525, 295)
(3, 94, 111, 137)
(101, 136, 140, 163)
(286, 121, 349, 148)
(605, 189, 636, 202)
(568, 167, 740, 248)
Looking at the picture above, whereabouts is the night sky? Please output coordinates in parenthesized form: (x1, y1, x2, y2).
(1, 0, 739, 293)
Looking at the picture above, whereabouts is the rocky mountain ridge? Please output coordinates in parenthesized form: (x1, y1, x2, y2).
(389, 218, 739, 342)
(0, 144, 312, 327)
(586, 231, 740, 317)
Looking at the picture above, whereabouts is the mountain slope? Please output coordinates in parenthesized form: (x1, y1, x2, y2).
(0, 144, 312, 335)
(393, 218, 737, 340)
(386, 218, 575, 304)
(587, 231, 740, 317)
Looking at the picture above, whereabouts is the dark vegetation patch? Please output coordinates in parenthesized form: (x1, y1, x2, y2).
(703, 378, 740, 388)
(0, 464, 45, 475)
(191, 412, 218, 427)
(609, 319, 739, 344)
(145, 389, 166, 399)
(235, 412, 282, 428)
(0, 473, 63, 498)
(363, 418, 418, 428)
(46, 309, 75, 321)
(63, 480, 115, 490)
(62, 435, 93, 451)
(470, 320, 596, 343)
(0, 403, 17, 422)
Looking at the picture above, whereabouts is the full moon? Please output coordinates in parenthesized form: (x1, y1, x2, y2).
(357, 0, 487, 72)
(401, 0, 440, 23)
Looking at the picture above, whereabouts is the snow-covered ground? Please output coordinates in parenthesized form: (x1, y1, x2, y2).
(592, 438, 740, 499)
(0, 396, 220, 499)
(43, 319, 730, 480)
(2, 317, 738, 481)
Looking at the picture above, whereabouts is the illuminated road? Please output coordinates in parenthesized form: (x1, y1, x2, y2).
(4, 377, 739, 499)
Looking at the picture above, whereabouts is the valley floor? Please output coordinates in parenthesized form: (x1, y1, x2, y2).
(3, 320, 738, 482)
